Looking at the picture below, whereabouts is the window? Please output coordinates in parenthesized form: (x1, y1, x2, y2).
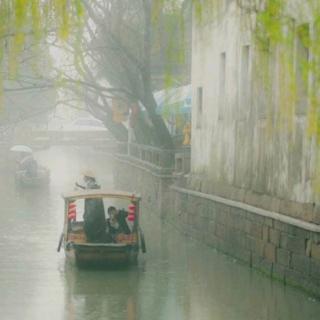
(224, 0, 233, 10)
(218, 52, 226, 119)
(196, 87, 203, 128)
(239, 45, 250, 116)
(256, 40, 272, 119)
(296, 24, 310, 115)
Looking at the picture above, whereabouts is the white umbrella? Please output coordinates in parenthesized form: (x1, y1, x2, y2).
(10, 145, 33, 153)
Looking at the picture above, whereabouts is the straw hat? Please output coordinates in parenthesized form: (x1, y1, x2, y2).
(82, 169, 95, 179)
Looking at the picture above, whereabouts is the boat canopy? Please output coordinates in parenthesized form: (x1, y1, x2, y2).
(62, 189, 141, 201)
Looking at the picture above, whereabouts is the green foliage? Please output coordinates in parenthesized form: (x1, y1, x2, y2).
(0, 0, 84, 87)
(253, 1, 320, 143)
(191, 0, 219, 24)
(256, 0, 284, 46)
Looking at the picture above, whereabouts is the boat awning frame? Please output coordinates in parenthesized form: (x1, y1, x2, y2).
(62, 189, 141, 201)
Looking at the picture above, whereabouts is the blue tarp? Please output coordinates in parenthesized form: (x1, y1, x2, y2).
(154, 85, 192, 116)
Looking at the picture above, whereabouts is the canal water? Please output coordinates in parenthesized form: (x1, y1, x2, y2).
(0, 146, 320, 320)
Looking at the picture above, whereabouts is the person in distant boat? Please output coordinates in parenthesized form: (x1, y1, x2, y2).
(19, 153, 38, 177)
(77, 170, 107, 243)
(107, 206, 131, 240)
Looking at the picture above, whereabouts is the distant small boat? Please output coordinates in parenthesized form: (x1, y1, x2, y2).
(58, 189, 146, 268)
(15, 167, 50, 187)
(10, 145, 33, 153)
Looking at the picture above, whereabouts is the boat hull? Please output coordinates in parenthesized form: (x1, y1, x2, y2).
(65, 243, 138, 268)
(16, 168, 50, 187)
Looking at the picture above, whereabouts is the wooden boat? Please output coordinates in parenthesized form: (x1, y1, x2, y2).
(15, 167, 50, 187)
(58, 190, 146, 268)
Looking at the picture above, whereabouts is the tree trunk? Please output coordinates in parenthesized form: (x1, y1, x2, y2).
(141, 91, 173, 148)
(103, 117, 128, 142)
(141, 0, 173, 149)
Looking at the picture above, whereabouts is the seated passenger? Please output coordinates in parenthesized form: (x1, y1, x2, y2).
(107, 206, 131, 239)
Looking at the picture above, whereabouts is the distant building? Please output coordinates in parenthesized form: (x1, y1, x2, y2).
(1, 39, 56, 136)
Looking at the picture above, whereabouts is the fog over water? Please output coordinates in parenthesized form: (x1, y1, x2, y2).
(0, 146, 319, 320)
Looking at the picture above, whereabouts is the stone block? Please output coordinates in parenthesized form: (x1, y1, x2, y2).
(234, 188, 246, 202)
(291, 253, 311, 274)
(201, 217, 210, 235)
(244, 191, 261, 208)
(306, 239, 312, 257)
(207, 234, 219, 248)
(312, 204, 320, 225)
(251, 255, 273, 276)
(286, 235, 306, 255)
(270, 198, 281, 213)
(274, 221, 288, 232)
(274, 220, 290, 233)
(264, 243, 277, 263)
(280, 232, 289, 249)
(245, 220, 262, 239)
(232, 215, 245, 231)
(264, 217, 274, 228)
(262, 226, 269, 242)
(272, 264, 286, 282)
(291, 227, 310, 239)
(301, 203, 315, 222)
(311, 233, 320, 243)
(311, 242, 320, 260)
(310, 258, 320, 281)
(215, 211, 226, 225)
(240, 233, 250, 251)
(269, 229, 281, 246)
(279, 199, 292, 216)
(246, 211, 265, 224)
(277, 248, 291, 267)
(221, 203, 231, 215)
(247, 237, 265, 256)
(234, 248, 252, 264)
(208, 220, 216, 234)
(279, 200, 310, 220)
(215, 223, 227, 239)
(260, 194, 273, 211)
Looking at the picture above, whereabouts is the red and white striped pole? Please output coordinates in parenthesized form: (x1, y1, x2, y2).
(128, 203, 136, 222)
(68, 201, 77, 221)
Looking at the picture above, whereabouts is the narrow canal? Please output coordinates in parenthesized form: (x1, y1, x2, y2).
(0, 146, 319, 320)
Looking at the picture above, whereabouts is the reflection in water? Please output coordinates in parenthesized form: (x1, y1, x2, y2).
(0, 146, 319, 320)
(63, 265, 140, 320)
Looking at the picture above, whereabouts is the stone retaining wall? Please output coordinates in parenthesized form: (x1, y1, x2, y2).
(169, 187, 320, 296)
(113, 155, 173, 216)
(114, 156, 320, 297)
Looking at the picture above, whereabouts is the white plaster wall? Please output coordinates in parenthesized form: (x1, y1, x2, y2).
(191, 1, 317, 203)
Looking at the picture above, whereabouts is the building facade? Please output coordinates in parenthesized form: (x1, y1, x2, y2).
(190, 0, 319, 223)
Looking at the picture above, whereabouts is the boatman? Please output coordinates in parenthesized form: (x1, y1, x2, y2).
(77, 170, 107, 243)
(19, 153, 38, 177)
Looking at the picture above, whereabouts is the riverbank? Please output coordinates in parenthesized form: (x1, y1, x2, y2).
(114, 152, 320, 298)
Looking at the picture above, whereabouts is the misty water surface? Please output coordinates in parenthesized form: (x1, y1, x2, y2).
(0, 146, 319, 320)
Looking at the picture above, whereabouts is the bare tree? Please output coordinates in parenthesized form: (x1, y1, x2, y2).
(58, 0, 189, 148)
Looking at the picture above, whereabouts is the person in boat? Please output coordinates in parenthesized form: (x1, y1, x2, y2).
(77, 170, 107, 243)
(19, 153, 38, 177)
(106, 206, 131, 240)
